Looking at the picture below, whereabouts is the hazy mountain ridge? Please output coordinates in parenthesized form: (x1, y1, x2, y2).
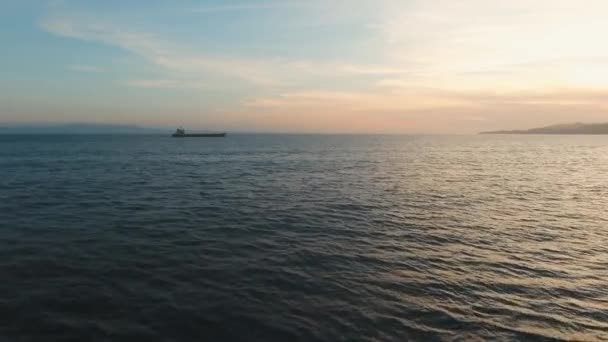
(0, 123, 166, 134)
(481, 122, 608, 135)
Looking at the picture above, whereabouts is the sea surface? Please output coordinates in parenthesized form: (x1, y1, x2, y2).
(1, 134, 607, 341)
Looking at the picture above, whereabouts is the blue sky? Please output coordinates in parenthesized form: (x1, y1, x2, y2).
(2, 0, 608, 133)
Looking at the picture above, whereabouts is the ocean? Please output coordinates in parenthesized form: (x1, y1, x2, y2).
(1, 134, 607, 341)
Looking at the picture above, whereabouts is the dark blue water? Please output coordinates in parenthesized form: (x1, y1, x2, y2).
(1, 134, 607, 341)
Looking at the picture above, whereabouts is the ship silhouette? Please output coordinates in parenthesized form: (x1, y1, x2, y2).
(171, 127, 226, 138)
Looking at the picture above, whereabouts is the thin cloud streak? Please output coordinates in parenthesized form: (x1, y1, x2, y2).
(192, 1, 315, 13)
(69, 64, 104, 73)
(246, 88, 608, 117)
(126, 79, 210, 89)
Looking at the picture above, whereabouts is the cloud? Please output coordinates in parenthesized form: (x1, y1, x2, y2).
(41, 15, 408, 87)
(244, 87, 608, 133)
(368, 0, 608, 97)
(245, 88, 476, 113)
(246, 87, 608, 123)
(254, 88, 608, 107)
(126, 79, 209, 89)
(192, 2, 315, 13)
(69, 64, 104, 73)
(41, 17, 277, 85)
(378, 1, 608, 67)
(35, 1, 608, 132)
(41, 18, 164, 54)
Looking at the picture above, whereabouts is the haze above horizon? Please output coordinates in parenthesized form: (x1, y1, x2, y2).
(2, 0, 608, 134)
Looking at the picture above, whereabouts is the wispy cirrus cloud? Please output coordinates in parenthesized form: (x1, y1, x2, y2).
(41, 15, 407, 88)
(41, 16, 282, 86)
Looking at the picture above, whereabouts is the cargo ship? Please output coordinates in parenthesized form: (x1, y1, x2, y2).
(171, 127, 226, 138)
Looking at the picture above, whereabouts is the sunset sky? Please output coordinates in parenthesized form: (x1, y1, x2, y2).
(2, 0, 608, 133)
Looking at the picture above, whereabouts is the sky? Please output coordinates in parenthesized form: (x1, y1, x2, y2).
(1, 0, 608, 133)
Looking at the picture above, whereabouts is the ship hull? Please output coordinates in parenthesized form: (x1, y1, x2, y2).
(172, 133, 226, 138)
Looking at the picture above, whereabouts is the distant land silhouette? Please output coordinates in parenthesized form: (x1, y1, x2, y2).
(481, 122, 608, 135)
(0, 123, 166, 134)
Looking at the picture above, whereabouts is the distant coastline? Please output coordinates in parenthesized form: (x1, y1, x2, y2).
(480, 122, 608, 135)
(0, 123, 166, 134)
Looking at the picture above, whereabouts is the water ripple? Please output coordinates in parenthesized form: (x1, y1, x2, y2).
(1, 134, 607, 341)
